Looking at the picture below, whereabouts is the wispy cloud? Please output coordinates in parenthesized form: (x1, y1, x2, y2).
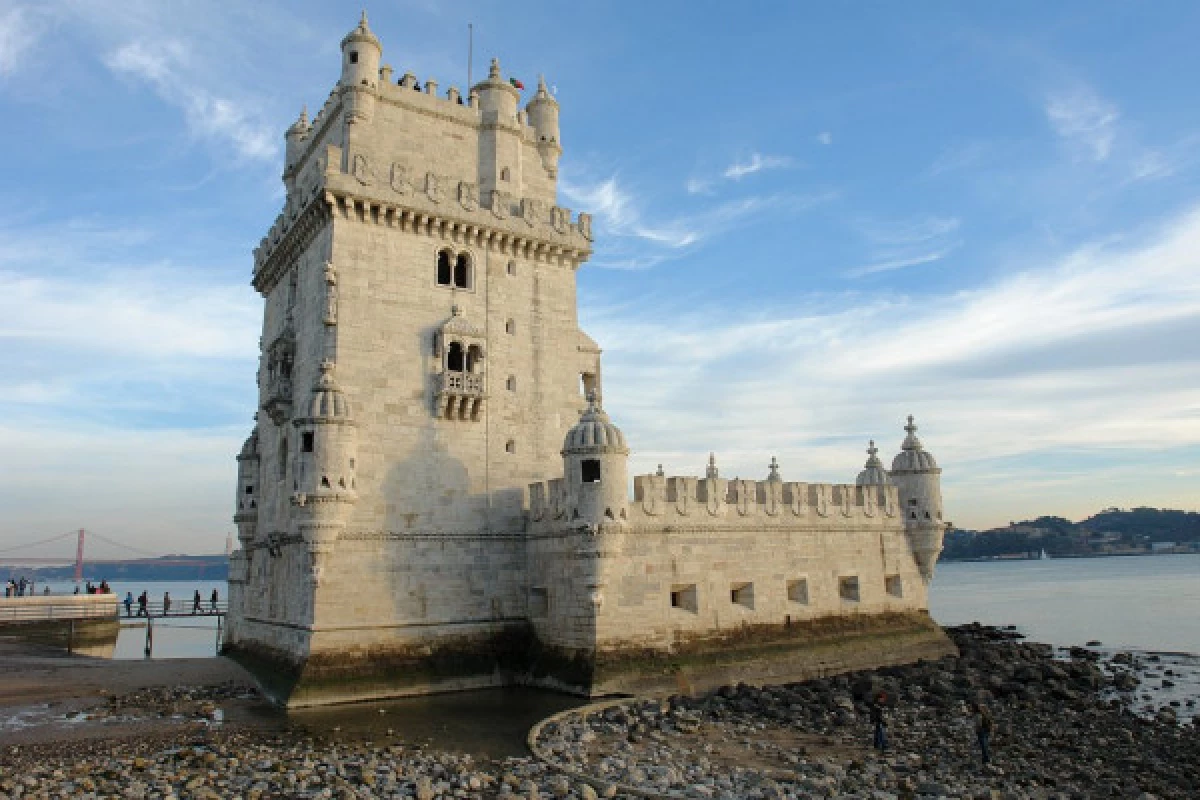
(1045, 87, 1120, 162)
(815, 131, 833, 146)
(561, 175, 699, 252)
(105, 39, 277, 161)
(845, 215, 961, 278)
(685, 178, 713, 196)
(0, 5, 36, 76)
(723, 152, 794, 180)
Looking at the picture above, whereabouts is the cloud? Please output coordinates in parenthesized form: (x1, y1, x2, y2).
(583, 204, 1200, 528)
(685, 178, 713, 195)
(845, 215, 961, 278)
(723, 152, 794, 180)
(105, 39, 277, 161)
(0, 5, 36, 76)
(816, 132, 833, 146)
(561, 176, 699, 251)
(1045, 87, 1120, 162)
(844, 248, 955, 277)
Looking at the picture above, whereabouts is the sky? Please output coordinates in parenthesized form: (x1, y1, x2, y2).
(1, 1, 1198, 556)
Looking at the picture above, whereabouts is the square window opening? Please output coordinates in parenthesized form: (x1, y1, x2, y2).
(529, 587, 548, 618)
(670, 584, 698, 613)
(581, 459, 601, 483)
(787, 578, 809, 605)
(730, 582, 754, 609)
(886, 575, 903, 598)
(839, 576, 860, 603)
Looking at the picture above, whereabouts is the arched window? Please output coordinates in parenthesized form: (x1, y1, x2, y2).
(436, 249, 453, 285)
(453, 253, 471, 288)
(447, 341, 464, 372)
(466, 344, 483, 373)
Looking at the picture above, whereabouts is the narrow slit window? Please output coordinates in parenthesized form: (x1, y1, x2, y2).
(301, 432, 314, 453)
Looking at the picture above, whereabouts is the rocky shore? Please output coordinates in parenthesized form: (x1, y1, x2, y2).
(0, 625, 1197, 798)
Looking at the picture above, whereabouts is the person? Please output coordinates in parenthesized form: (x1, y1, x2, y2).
(973, 702, 995, 765)
(163, 591, 171, 615)
(43, 586, 50, 596)
(137, 590, 148, 617)
(73, 585, 80, 595)
(193, 589, 202, 614)
(871, 691, 888, 752)
(210, 588, 219, 612)
(99, 579, 110, 593)
(124, 591, 133, 617)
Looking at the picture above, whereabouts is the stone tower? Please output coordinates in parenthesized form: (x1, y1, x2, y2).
(890, 416, 946, 581)
(225, 13, 599, 705)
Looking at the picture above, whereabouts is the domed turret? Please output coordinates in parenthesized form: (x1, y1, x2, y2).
(284, 106, 311, 183)
(292, 362, 357, 500)
(889, 415, 945, 583)
(473, 57, 520, 121)
(856, 440, 891, 486)
(340, 12, 382, 122)
(525, 75, 561, 176)
(562, 392, 629, 527)
(234, 424, 261, 546)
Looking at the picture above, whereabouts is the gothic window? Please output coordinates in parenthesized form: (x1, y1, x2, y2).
(453, 253, 471, 288)
(446, 341, 464, 372)
(581, 459, 601, 483)
(436, 249, 453, 285)
(466, 344, 483, 373)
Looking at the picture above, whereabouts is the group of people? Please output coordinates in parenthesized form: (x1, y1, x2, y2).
(122, 588, 220, 617)
(871, 692, 996, 765)
(4, 576, 42, 597)
(76, 580, 112, 594)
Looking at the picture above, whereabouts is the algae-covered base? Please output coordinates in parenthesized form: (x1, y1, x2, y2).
(227, 612, 954, 707)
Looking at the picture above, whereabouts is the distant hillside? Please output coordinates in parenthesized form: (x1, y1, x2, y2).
(944, 507, 1200, 560)
(2, 554, 229, 582)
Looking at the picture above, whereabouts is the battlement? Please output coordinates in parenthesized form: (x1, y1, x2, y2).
(526, 472, 900, 533)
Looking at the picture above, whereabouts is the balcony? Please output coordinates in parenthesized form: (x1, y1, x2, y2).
(436, 371, 485, 420)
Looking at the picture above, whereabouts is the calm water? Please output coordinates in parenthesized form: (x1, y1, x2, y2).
(929, 553, 1200, 653)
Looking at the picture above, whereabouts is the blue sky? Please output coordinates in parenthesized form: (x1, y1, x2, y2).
(2, 1, 1199, 555)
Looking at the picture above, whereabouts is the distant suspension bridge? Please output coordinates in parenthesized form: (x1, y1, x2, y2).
(0, 529, 227, 581)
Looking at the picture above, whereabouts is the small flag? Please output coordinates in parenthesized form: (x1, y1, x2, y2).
(509, 77, 524, 90)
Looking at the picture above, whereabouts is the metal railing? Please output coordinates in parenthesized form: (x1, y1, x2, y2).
(0, 597, 119, 623)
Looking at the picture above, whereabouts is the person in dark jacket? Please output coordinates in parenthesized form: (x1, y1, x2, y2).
(974, 702, 995, 765)
(871, 691, 888, 752)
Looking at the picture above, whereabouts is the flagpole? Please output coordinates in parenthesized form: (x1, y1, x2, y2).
(467, 23, 473, 92)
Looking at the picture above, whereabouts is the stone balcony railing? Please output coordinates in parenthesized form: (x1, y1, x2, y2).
(262, 375, 293, 425)
(438, 372, 484, 395)
(436, 371, 485, 420)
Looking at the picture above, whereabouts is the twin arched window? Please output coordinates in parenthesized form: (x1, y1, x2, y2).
(436, 249, 472, 289)
(445, 341, 483, 373)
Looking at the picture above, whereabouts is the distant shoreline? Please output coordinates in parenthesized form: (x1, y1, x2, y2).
(943, 550, 1199, 563)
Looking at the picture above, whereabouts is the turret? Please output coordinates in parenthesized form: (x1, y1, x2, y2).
(233, 424, 261, 546)
(889, 416, 945, 582)
(291, 362, 358, 590)
(283, 107, 311, 193)
(562, 392, 629, 527)
(473, 58, 522, 196)
(340, 11, 382, 123)
(525, 75, 562, 177)
(855, 440, 891, 486)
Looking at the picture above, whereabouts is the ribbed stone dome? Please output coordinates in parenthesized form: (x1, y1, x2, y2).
(563, 394, 629, 455)
(308, 362, 352, 421)
(856, 440, 891, 486)
(239, 427, 260, 459)
(891, 416, 938, 473)
(341, 11, 380, 48)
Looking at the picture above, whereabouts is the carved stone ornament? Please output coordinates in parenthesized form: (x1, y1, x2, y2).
(551, 206, 570, 234)
(578, 212, 593, 241)
(352, 153, 374, 186)
(424, 172, 443, 204)
(491, 190, 511, 220)
(458, 181, 478, 212)
(322, 261, 338, 326)
(521, 197, 541, 227)
(389, 162, 412, 195)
